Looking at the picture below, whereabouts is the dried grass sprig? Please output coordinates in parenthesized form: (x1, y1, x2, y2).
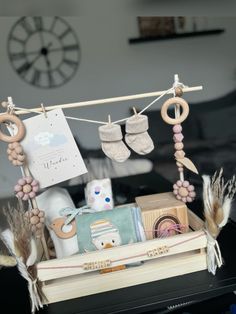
(1, 201, 45, 313)
(202, 168, 236, 238)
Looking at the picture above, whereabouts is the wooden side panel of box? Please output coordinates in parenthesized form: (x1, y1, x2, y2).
(42, 250, 207, 304)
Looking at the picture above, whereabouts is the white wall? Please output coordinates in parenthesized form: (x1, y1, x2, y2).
(1, 0, 236, 15)
(0, 16, 236, 197)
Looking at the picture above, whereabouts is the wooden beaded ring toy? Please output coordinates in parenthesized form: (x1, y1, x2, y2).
(0, 113, 25, 143)
(161, 97, 189, 125)
(161, 93, 197, 203)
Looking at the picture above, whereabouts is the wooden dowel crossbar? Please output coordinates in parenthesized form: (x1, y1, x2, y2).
(14, 85, 203, 115)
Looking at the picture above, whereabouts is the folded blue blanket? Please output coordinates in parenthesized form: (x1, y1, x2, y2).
(76, 205, 145, 253)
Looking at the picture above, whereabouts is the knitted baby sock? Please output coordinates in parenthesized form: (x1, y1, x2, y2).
(125, 114, 154, 155)
(99, 123, 130, 162)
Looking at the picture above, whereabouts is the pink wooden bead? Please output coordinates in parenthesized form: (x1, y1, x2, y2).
(32, 185, 39, 192)
(22, 194, 29, 201)
(173, 124, 182, 133)
(176, 195, 182, 200)
(31, 179, 38, 186)
(25, 176, 33, 184)
(177, 180, 182, 187)
(18, 178, 26, 185)
(29, 191, 36, 198)
(173, 189, 178, 195)
(187, 196, 193, 202)
(173, 184, 178, 189)
(187, 185, 195, 192)
(17, 191, 24, 198)
(189, 191, 196, 198)
(182, 197, 187, 203)
(183, 180, 190, 187)
(173, 133, 184, 143)
(14, 184, 22, 192)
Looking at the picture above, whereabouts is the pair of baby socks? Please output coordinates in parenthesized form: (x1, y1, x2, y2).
(99, 114, 154, 162)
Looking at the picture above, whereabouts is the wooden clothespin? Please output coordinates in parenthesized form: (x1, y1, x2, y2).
(41, 103, 47, 118)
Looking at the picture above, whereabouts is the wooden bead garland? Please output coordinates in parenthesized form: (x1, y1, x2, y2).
(7, 142, 26, 166)
(0, 99, 49, 259)
(161, 92, 197, 203)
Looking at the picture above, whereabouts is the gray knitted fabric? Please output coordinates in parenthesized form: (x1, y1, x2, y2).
(125, 114, 154, 155)
(99, 124, 130, 162)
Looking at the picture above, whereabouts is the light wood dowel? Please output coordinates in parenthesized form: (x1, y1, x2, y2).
(14, 85, 203, 115)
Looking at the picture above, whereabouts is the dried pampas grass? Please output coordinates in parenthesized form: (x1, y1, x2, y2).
(202, 168, 236, 239)
(1, 201, 45, 313)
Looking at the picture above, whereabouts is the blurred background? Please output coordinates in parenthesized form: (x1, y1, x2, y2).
(0, 16, 236, 209)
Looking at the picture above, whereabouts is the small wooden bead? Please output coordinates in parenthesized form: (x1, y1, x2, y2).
(175, 87, 183, 97)
(176, 161, 182, 167)
(1, 101, 8, 108)
(12, 142, 20, 148)
(174, 142, 184, 151)
(178, 187, 188, 197)
(32, 208, 40, 215)
(173, 124, 182, 133)
(17, 154, 25, 162)
(23, 184, 32, 193)
(30, 216, 40, 225)
(15, 146, 23, 154)
(174, 150, 185, 159)
(38, 211, 45, 217)
(36, 222, 43, 229)
(11, 151, 18, 159)
(178, 167, 184, 172)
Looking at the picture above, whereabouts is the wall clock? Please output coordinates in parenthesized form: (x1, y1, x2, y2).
(7, 17, 80, 89)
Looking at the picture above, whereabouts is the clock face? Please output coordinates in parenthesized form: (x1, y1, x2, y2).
(8, 17, 80, 89)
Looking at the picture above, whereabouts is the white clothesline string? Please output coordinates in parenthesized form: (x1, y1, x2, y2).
(8, 86, 173, 125)
(2, 75, 203, 126)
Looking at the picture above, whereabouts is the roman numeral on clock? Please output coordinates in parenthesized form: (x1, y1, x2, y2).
(9, 52, 26, 61)
(16, 62, 31, 76)
(63, 59, 78, 69)
(33, 17, 43, 31)
(31, 69, 41, 86)
(63, 44, 79, 51)
(20, 17, 34, 35)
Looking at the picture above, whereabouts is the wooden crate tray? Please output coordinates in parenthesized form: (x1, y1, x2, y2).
(37, 208, 207, 304)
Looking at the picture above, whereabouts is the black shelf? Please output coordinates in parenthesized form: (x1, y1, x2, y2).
(129, 29, 225, 44)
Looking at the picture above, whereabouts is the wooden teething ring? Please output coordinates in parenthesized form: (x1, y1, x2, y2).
(0, 113, 25, 143)
(161, 97, 189, 125)
(50, 217, 76, 239)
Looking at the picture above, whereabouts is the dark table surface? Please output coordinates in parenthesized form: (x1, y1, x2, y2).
(1, 171, 236, 314)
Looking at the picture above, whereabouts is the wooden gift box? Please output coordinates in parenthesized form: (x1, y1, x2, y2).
(37, 195, 207, 305)
(135, 192, 189, 240)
